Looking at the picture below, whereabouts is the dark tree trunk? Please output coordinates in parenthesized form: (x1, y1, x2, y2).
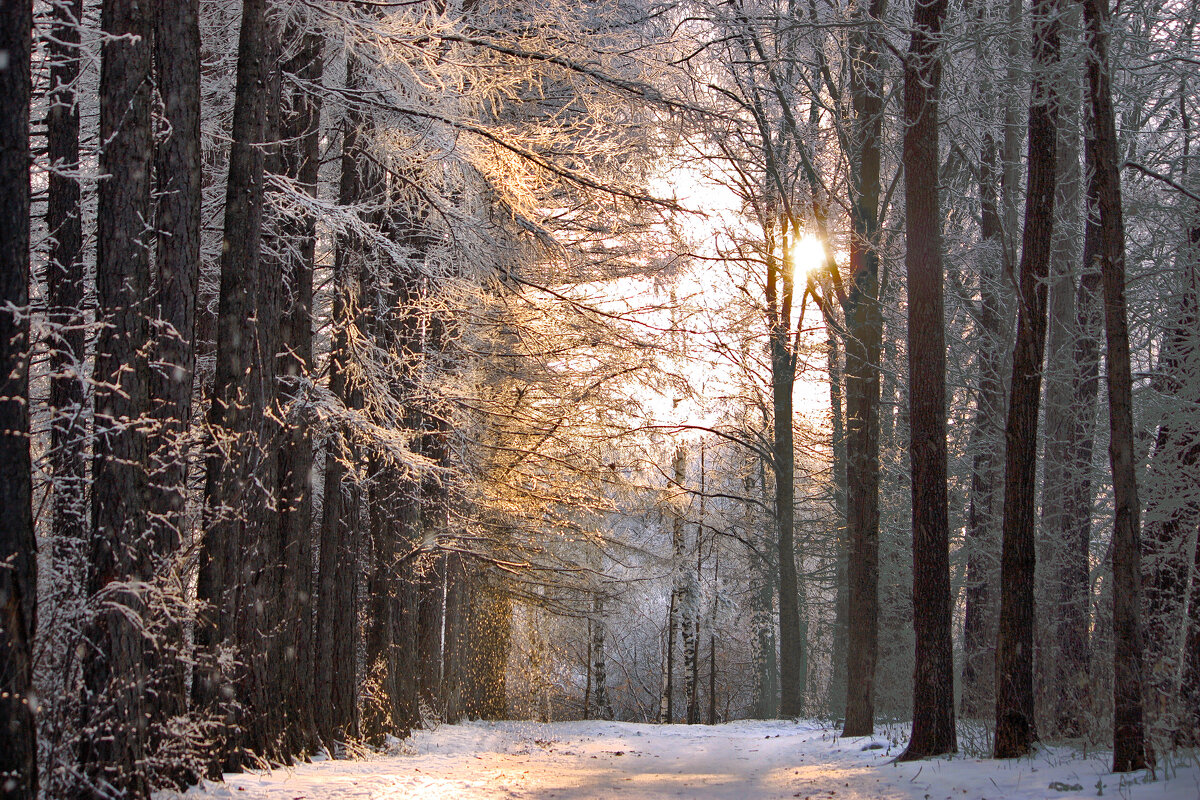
(46, 0, 88, 592)
(392, 545, 422, 732)
(841, 0, 885, 738)
(1142, 288, 1200, 746)
(1036, 14, 1085, 737)
(1180, 529, 1200, 745)
(1138, 96, 1199, 754)
(194, 0, 283, 767)
(1052, 222, 1103, 735)
(381, 206, 427, 735)
(899, 0, 956, 761)
(81, 0, 155, 791)
(994, 0, 1060, 757)
(1082, 0, 1150, 770)
(145, 0, 202, 743)
(826, 330, 849, 721)
(315, 300, 363, 745)
(417, 554, 446, 714)
(773, 252, 803, 719)
(148, 0, 201, 556)
(661, 583, 676, 722)
(0, 2, 37, 795)
(316, 53, 384, 741)
(591, 593, 613, 720)
(362, 471, 401, 742)
(443, 554, 468, 723)
(275, 22, 324, 756)
(961, 131, 1005, 720)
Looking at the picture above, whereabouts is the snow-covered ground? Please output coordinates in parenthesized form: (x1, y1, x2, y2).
(163, 719, 1200, 799)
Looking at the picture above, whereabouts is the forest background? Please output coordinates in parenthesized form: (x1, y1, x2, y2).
(0, 0, 1198, 795)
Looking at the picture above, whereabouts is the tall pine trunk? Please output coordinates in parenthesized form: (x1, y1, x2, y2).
(841, 0, 884, 737)
(0, 1, 37, 794)
(146, 0, 203, 741)
(275, 22, 324, 756)
(81, 0, 155, 791)
(317, 54, 372, 744)
(961, 132, 1005, 719)
(46, 0, 88, 601)
(826, 329, 849, 720)
(591, 593, 613, 720)
(1083, 0, 1150, 769)
(195, 0, 284, 766)
(1036, 9, 1085, 736)
(1053, 222, 1103, 735)
(899, 0, 956, 760)
(994, 0, 1060, 757)
(772, 242, 803, 719)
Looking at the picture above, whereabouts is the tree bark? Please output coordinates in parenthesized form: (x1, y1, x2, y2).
(46, 0, 88, 602)
(0, 2, 37, 794)
(591, 593, 613, 720)
(81, 0, 155, 790)
(1036, 8, 1085, 737)
(144, 0, 203, 747)
(276, 21, 324, 756)
(961, 130, 1005, 720)
(416, 554, 445, 716)
(899, 0, 956, 759)
(317, 49, 383, 746)
(1179, 525, 1200, 745)
(826, 330, 849, 721)
(1082, 0, 1150, 770)
(772, 245, 803, 719)
(1140, 160, 1200, 749)
(841, 0, 885, 738)
(994, 0, 1060, 757)
(1053, 218, 1103, 736)
(194, 0, 284, 766)
(750, 458, 780, 718)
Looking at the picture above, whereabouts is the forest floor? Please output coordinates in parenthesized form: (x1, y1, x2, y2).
(162, 719, 1200, 800)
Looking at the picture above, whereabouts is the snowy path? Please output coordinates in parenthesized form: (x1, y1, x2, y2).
(167, 719, 1200, 800)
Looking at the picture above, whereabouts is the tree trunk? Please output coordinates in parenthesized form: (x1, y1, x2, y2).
(1082, 0, 1149, 770)
(0, 2, 37, 794)
(145, 0, 202, 746)
(1036, 8, 1085, 737)
(275, 21, 324, 756)
(194, 0, 283, 766)
(362, 468, 401, 743)
(443, 553, 468, 723)
(1140, 169, 1200, 749)
(81, 0, 155, 790)
(46, 0, 88, 605)
(661, 586, 676, 723)
(961, 129, 1006, 720)
(899, 0, 956, 759)
(994, 0, 1060, 757)
(391, 509, 423, 733)
(773, 283, 803, 718)
(1142, 287, 1200, 747)
(752, 458, 780, 718)
(827, 329, 849, 721)
(417, 554, 446, 716)
(841, 0, 885, 738)
(591, 593, 612, 720)
(1053, 220, 1103, 736)
(1179, 526, 1200, 745)
(317, 51, 381, 746)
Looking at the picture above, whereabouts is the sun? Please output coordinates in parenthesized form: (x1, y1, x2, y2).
(791, 233, 826, 281)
